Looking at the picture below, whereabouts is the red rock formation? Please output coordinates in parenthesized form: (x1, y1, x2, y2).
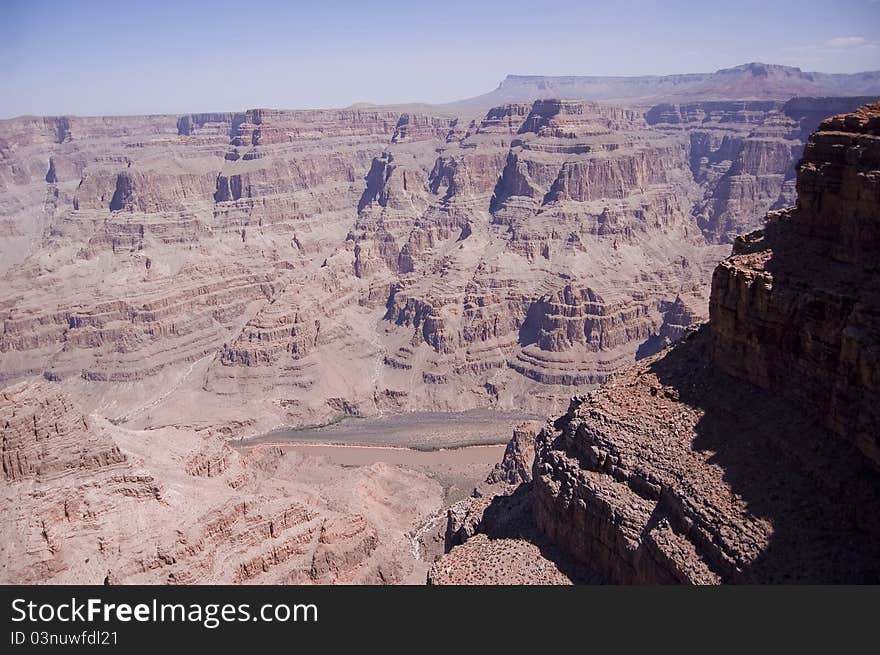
(0, 381, 442, 584)
(435, 102, 880, 585)
(710, 102, 880, 464)
(0, 95, 868, 431)
(1, 383, 126, 482)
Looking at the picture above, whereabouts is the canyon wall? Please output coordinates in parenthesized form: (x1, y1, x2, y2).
(709, 102, 880, 466)
(525, 103, 880, 583)
(0, 95, 874, 435)
(0, 380, 440, 584)
(646, 96, 877, 242)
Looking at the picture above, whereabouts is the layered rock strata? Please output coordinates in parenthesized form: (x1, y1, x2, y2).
(0, 96, 872, 433)
(347, 98, 718, 420)
(710, 102, 880, 465)
(527, 103, 880, 583)
(646, 96, 876, 242)
(432, 102, 880, 585)
(0, 381, 441, 584)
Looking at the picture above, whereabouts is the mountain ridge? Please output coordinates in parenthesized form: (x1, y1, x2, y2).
(449, 62, 880, 109)
(4, 63, 879, 122)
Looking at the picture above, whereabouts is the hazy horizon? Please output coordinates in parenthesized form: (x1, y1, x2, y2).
(5, 0, 880, 118)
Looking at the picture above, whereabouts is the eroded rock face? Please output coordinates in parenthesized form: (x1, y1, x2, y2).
(3, 86, 879, 586)
(0, 108, 402, 429)
(532, 330, 880, 584)
(0, 381, 442, 584)
(428, 422, 597, 585)
(1, 383, 126, 482)
(646, 97, 877, 243)
(528, 103, 880, 584)
(0, 95, 870, 433)
(486, 422, 538, 485)
(710, 102, 880, 465)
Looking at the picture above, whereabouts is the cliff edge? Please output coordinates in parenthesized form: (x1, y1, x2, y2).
(436, 102, 880, 583)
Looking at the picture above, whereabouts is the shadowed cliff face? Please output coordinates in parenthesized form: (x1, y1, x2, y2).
(531, 329, 880, 584)
(710, 102, 880, 465)
(526, 102, 880, 584)
(431, 102, 880, 585)
(645, 97, 878, 243)
(0, 380, 444, 584)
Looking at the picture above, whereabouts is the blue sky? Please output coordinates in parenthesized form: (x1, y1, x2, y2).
(4, 0, 880, 117)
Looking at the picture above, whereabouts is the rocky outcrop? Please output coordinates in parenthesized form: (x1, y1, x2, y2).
(428, 424, 597, 585)
(0, 106, 406, 428)
(4, 82, 880, 586)
(346, 97, 717, 419)
(527, 102, 880, 583)
(486, 422, 538, 484)
(0, 381, 442, 584)
(526, 285, 657, 353)
(1, 383, 126, 482)
(427, 531, 581, 585)
(710, 102, 880, 465)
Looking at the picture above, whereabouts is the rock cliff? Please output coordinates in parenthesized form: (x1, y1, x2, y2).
(530, 102, 880, 583)
(646, 97, 877, 242)
(0, 94, 874, 436)
(710, 102, 880, 465)
(435, 102, 880, 584)
(3, 79, 880, 586)
(0, 381, 441, 584)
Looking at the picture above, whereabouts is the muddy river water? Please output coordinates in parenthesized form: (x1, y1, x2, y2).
(238, 409, 543, 504)
(241, 409, 543, 450)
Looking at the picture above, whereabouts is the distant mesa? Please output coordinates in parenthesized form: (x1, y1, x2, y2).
(449, 62, 880, 109)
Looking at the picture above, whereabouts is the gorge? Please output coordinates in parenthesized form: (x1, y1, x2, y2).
(1, 64, 879, 584)
(432, 101, 880, 584)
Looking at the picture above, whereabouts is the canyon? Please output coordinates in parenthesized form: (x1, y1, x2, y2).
(1, 380, 446, 583)
(1, 72, 875, 433)
(433, 102, 880, 584)
(1, 65, 878, 584)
